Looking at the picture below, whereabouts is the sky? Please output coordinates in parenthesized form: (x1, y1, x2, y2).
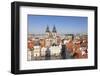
(28, 15, 88, 34)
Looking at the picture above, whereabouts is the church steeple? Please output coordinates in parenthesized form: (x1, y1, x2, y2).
(46, 26, 50, 32)
(52, 25, 57, 33)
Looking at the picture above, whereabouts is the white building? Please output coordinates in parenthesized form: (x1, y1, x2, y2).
(41, 47, 47, 56)
(50, 46, 61, 56)
(32, 46, 40, 57)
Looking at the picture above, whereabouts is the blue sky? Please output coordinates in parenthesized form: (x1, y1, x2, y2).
(28, 15, 88, 34)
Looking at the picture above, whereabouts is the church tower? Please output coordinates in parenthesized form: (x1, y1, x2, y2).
(52, 25, 57, 38)
(45, 26, 50, 38)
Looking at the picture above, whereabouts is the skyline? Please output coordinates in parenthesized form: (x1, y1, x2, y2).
(28, 15, 88, 34)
